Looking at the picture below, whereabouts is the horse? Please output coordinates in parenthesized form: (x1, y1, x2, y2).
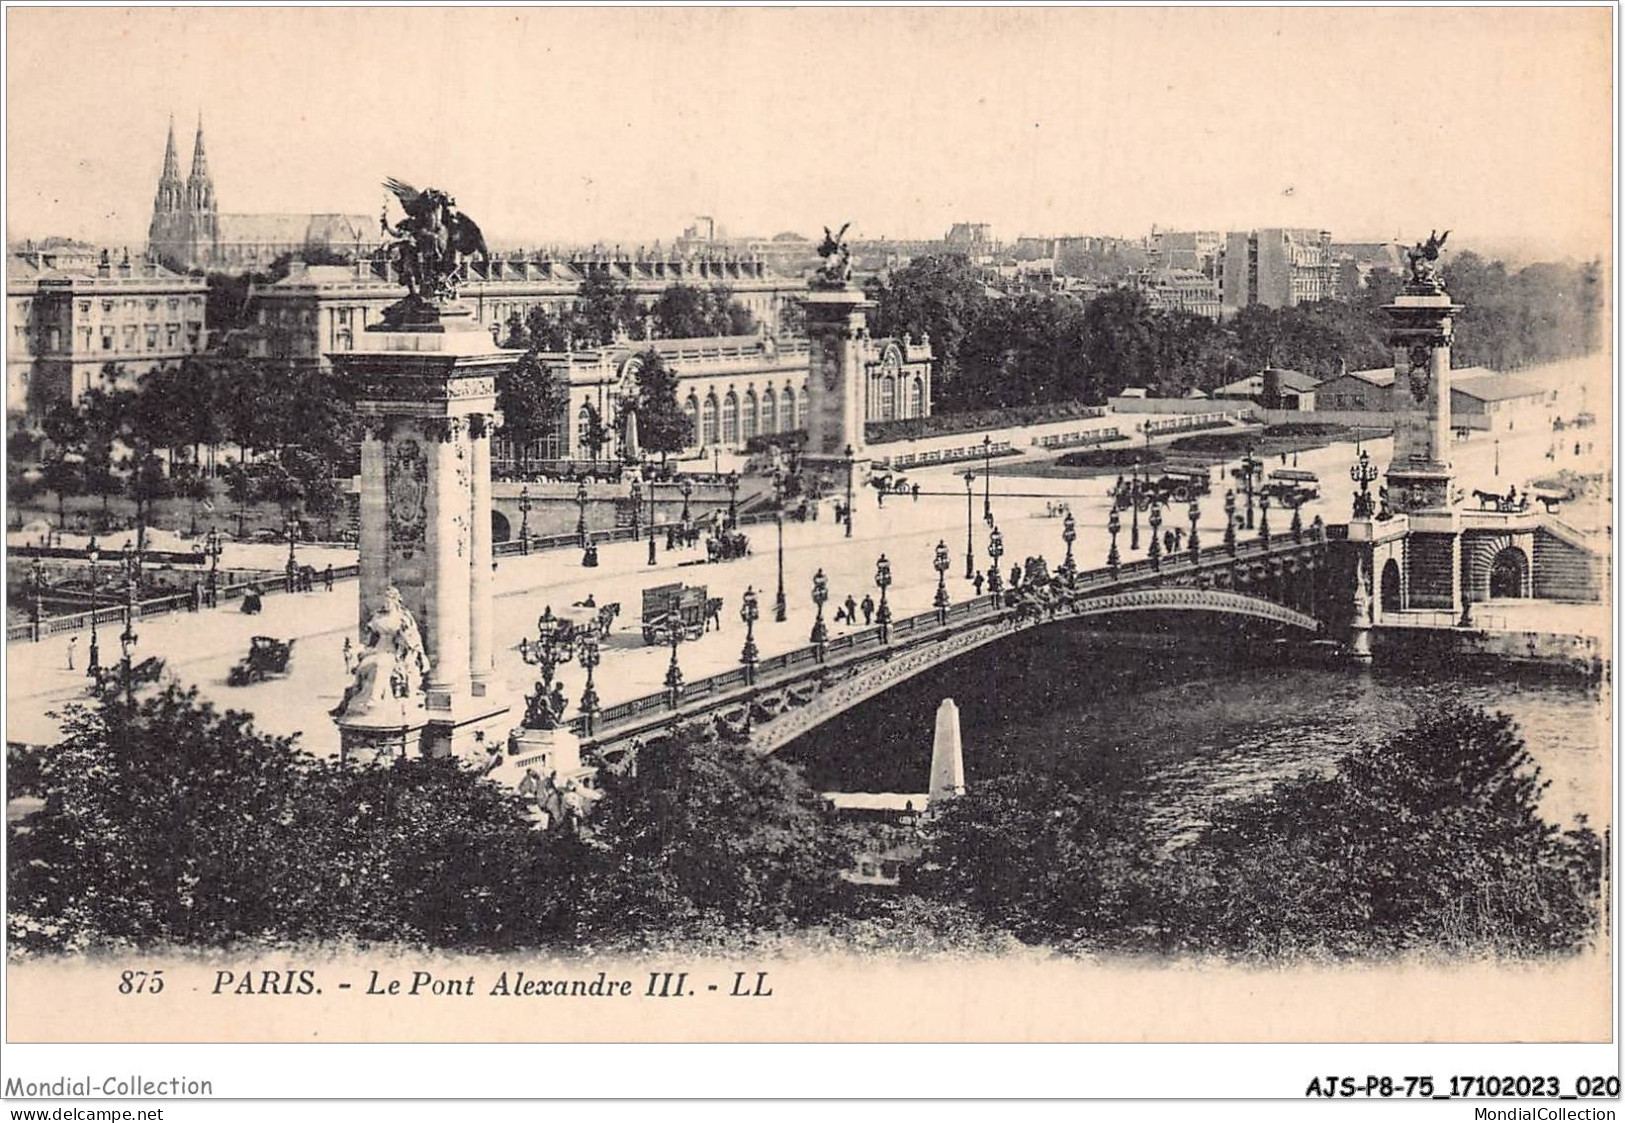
(595, 602, 621, 637)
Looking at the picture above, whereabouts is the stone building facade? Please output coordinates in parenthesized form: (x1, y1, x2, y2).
(242, 254, 804, 367)
(1220, 227, 1336, 313)
(496, 331, 933, 465)
(7, 245, 207, 416)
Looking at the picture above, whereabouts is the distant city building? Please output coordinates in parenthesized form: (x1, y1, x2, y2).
(1149, 230, 1223, 275)
(147, 116, 378, 273)
(944, 222, 994, 249)
(1053, 235, 1149, 280)
(1133, 267, 1222, 320)
(1220, 227, 1335, 313)
(498, 332, 932, 463)
(240, 252, 803, 366)
(1331, 241, 1407, 294)
(7, 245, 207, 416)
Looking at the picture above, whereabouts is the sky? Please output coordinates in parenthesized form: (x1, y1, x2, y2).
(5, 7, 1614, 259)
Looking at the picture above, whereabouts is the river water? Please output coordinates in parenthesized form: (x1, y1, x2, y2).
(779, 624, 1610, 834)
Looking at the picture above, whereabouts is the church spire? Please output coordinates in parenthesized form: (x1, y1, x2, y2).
(189, 112, 209, 181)
(186, 112, 214, 212)
(153, 114, 183, 213)
(161, 115, 180, 181)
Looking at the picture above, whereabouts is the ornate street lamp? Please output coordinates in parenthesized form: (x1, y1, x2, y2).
(86, 545, 101, 676)
(933, 539, 951, 624)
(1188, 497, 1201, 560)
(725, 470, 741, 529)
(874, 554, 893, 643)
(663, 592, 685, 707)
(1349, 448, 1379, 520)
(773, 512, 787, 622)
(739, 585, 760, 684)
(987, 526, 1004, 607)
(1240, 445, 1261, 530)
(1061, 509, 1077, 583)
(119, 541, 140, 707)
(810, 567, 830, 660)
(1106, 502, 1121, 573)
(962, 469, 976, 578)
(982, 434, 993, 523)
(29, 555, 44, 639)
(1223, 489, 1238, 556)
(647, 474, 658, 566)
(284, 514, 300, 593)
(576, 629, 601, 736)
(1290, 496, 1303, 542)
(629, 476, 642, 539)
(1148, 500, 1164, 571)
(204, 526, 223, 607)
(679, 477, 693, 522)
(519, 606, 576, 722)
(843, 444, 855, 538)
(1258, 493, 1272, 545)
(1129, 461, 1142, 551)
(518, 485, 532, 554)
(575, 480, 589, 546)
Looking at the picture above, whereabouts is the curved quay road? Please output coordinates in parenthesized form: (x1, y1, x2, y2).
(6, 424, 1601, 756)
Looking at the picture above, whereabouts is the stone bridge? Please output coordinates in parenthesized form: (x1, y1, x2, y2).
(569, 527, 1331, 761)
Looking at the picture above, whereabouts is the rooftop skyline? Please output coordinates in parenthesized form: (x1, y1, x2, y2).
(6, 8, 1611, 260)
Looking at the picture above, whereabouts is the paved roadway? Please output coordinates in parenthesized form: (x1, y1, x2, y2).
(6, 419, 1608, 756)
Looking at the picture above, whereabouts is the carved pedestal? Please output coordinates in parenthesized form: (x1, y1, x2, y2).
(801, 286, 875, 486)
(332, 302, 514, 761)
(1385, 289, 1463, 514)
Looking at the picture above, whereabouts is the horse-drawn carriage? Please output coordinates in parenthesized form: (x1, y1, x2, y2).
(641, 582, 712, 644)
(558, 599, 620, 639)
(706, 530, 750, 562)
(1262, 468, 1320, 505)
(1112, 465, 1212, 508)
(227, 636, 295, 686)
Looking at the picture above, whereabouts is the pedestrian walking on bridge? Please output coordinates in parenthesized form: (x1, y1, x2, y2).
(973, 571, 985, 596)
(861, 594, 875, 625)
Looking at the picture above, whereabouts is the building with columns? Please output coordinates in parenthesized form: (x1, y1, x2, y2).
(496, 331, 932, 465)
(241, 253, 805, 366)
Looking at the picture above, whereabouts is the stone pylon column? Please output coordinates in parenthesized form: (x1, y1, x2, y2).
(801, 282, 875, 492)
(468, 415, 495, 697)
(1385, 285, 1463, 513)
(331, 303, 515, 761)
(928, 697, 966, 806)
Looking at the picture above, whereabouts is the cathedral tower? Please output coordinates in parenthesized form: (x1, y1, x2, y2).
(183, 115, 217, 265)
(147, 116, 186, 264)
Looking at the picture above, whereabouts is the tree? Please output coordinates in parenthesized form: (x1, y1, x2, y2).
(917, 771, 1161, 950)
(39, 452, 83, 530)
(866, 255, 989, 400)
(495, 349, 565, 469)
(579, 402, 610, 464)
(621, 349, 691, 460)
(576, 271, 641, 346)
(8, 687, 316, 951)
(1169, 704, 1604, 959)
(648, 283, 755, 340)
(576, 723, 849, 944)
(6, 686, 563, 953)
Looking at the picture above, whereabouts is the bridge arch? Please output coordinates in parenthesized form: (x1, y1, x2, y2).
(1489, 546, 1530, 599)
(1380, 558, 1402, 612)
(491, 509, 512, 543)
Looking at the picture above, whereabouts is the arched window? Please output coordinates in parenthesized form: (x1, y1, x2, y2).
(1380, 559, 1401, 613)
(722, 391, 740, 444)
(578, 402, 598, 460)
(909, 376, 924, 419)
(762, 387, 778, 434)
(683, 395, 700, 448)
(701, 394, 719, 445)
(798, 387, 810, 431)
(879, 376, 897, 421)
(742, 389, 759, 441)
